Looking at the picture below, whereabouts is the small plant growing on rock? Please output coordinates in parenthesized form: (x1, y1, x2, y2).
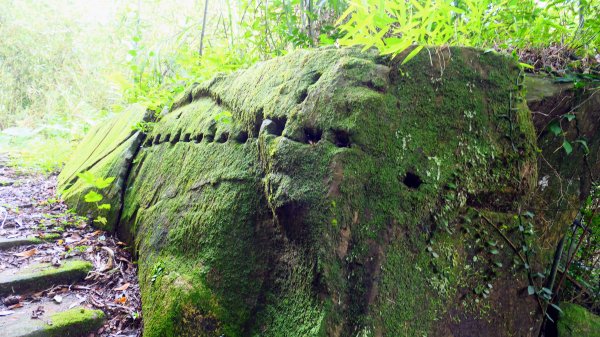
(76, 171, 114, 226)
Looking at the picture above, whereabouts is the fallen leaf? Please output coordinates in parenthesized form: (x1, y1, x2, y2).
(100, 246, 114, 271)
(57, 239, 64, 245)
(114, 283, 130, 291)
(65, 235, 81, 243)
(53, 295, 63, 304)
(8, 303, 23, 310)
(115, 295, 127, 304)
(14, 248, 37, 258)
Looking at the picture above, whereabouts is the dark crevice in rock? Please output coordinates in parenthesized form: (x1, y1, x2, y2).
(276, 202, 309, 243)
(362, 80, 386, 93)
(403, 171, 423, 189)
(114, 132, 147, 235)
(253, 109, 265, 137)
(194, 134, 203, 143)
(182, 133, 191, 142)
(332, 129, 351, 148)
(304, 127, 322, 144)
(309, 72, 322, 85)
(216, 132, 229, 143)
(297, 88, 309, 104)
(153, 134, 161, 145)
(234, 131, 249, 143)
(171, 131, 181, 143)
(268, 117, 287, 136)
(163, 134, 171, 143)
(144, 136, 153, 147)
(204, 133, 215, 142)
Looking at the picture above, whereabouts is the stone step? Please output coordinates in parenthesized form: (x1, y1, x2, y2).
(0, 260, 92, 296)
(0, 237, 42, 250)
(0, 293, 104, 337)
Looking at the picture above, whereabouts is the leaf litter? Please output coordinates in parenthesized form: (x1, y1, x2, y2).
(0, 155, 141, 337)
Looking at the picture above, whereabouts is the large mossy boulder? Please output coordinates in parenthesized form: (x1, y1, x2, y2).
(60, 47, 541, 336)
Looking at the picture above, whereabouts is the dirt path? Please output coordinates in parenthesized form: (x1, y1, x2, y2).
(0, 155, 142, 336)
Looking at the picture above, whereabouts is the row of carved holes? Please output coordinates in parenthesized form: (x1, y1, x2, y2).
(146, 126, 351, 149)
(148, 72, 353, 148)
(147, 131, 249, 147)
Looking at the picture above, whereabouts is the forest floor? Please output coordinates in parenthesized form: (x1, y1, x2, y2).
(0, 154, 142, 336)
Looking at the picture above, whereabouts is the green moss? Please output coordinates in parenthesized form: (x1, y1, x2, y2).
(63, 46, 538, 336)
(39, 232, 61, 241)
(558, 303, 600, 337)
(0, 260, 92, 295)
(44, 307, 105, 337)
(58, 104, 149, 231)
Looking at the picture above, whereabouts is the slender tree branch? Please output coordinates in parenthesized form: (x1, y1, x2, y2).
(199, 0, 209, 57)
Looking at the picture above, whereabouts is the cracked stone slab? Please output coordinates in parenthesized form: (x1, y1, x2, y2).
(0, 260, 92, 295)
(57, 104, 151, 232)
(0, 293, 104, 337)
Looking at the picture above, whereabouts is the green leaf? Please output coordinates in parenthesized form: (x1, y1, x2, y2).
(77, 171, 97, 186)
(562, 140, 573, 155)
(575, 139, 590, 154)
(214, 111, 232, 124)
(519, 62, 534, 69)
(490, 249, 499, 255)
(549, 303, 563, 314)
(527, 285, 535, 295)
(84, 191, 103, 203)
(523, 211, 534, 219)
(98, 203, 111, 210)
(93, 216, 107, 225)
(563, 113, 576, 121)
(548, 121, 562, 136)
(94, 177, 115, 189)
(401, 45, 424, 65)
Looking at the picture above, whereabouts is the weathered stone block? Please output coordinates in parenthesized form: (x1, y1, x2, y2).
(61, 47, 540, 336)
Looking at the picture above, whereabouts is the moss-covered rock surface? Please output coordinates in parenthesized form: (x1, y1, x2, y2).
(558, 303, 600, 337)
(58, 104, 149, 231)
(60, 47, 541, 336)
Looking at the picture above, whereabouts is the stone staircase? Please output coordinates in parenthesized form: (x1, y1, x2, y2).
(0, 237, 104, 337)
